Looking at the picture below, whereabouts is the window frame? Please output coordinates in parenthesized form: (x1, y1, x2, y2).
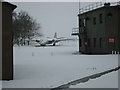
(99, 13, 103, 24)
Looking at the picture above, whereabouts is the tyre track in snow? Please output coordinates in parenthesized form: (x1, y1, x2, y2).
(51, 66, 120, 90)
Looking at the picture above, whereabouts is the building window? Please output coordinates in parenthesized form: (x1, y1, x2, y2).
(79, 39, 82, 47)
(79, 19, 82, 27)
(83, 19, 86, 27)
(107, 13, 112, 17)
(93, 38, 96, 48)
(107, 13, 112, 19)
(88, 38, 90, 47)
(84, 38, 88, 46)
(99, 14, 103, 24)
(99, 38, 102, 48)
(79, 19, 84, 27)
(93, 17, 96, 25)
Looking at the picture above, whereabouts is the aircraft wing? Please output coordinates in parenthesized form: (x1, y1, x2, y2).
(55, 38, 77, 42)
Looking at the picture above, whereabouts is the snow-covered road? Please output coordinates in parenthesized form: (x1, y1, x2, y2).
(2, 41, 118, 88)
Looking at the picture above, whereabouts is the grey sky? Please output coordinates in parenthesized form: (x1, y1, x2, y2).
(12, 2, 92, 38)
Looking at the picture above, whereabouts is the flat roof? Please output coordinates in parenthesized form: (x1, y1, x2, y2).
(78, 2, 120, 16)
(78, 5, 120, 16)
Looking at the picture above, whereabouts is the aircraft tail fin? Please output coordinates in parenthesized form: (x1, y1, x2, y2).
(54, 32, 57, 38)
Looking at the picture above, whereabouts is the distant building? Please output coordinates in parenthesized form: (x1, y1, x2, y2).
(72, 2, 120, 54)
(0, 1, 16, 80)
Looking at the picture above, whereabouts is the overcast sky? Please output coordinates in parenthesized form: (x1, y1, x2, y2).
(11, 2, 78, 38)
(10, 2, 94, 38)
(10, 1, 117, 38)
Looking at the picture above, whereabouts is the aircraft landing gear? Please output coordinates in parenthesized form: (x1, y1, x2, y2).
(53, 43, 56, 46)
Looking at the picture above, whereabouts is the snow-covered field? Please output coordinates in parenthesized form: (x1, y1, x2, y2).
(2, 40, 118, 88)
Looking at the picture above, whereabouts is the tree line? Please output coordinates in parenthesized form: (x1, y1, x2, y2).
(12, 11, 42, 45)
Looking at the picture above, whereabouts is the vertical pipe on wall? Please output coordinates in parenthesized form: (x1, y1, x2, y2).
(0, 2, 2, 89)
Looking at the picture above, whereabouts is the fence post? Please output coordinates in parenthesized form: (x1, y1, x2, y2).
(112, 51, 114, 54)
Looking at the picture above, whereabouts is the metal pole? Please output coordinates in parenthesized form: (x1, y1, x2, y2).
(79, 0, 80, 14)
(79, 0, 81, 52)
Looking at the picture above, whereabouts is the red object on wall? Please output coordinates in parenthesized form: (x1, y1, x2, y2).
(108, 38, 115, 43)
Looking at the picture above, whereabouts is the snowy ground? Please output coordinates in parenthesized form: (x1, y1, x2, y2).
(2, 40, 118, 88)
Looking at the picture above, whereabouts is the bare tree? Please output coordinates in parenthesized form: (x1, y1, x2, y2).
(12, 11, 42, 45)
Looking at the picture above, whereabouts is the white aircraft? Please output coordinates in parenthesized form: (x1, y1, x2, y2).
(33, 32, 76, 46)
